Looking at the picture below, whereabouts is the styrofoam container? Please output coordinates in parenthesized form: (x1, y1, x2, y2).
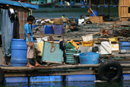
(65, 75, 96, 81)
(5, 77, 28, 83)
(81, 34, 93, 42)
(100, 41, 112, 54)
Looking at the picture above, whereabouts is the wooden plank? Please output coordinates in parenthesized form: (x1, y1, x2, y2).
(1, 64, 100, 71)
(113, 54, 130, 57)
(2, 63, 130, 71)
(4, 69, 95, 77)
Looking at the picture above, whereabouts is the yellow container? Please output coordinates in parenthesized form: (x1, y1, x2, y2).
(37, 42, 44, 56)
(111, 44, 119, 51)
(82, 41, 93, 47)
(108, 37, 118, 42)
(69, 40, 79, 50)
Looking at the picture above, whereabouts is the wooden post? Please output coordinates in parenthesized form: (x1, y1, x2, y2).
(89, 0, 91, 16)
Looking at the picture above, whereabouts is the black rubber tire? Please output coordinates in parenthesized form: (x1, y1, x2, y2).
(86, 21, 92, 24)
(98, 61, 122, 81)
(0, 68, 5, 83)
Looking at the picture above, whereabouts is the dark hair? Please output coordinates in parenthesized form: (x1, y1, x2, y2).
(27, 15, 35, 22)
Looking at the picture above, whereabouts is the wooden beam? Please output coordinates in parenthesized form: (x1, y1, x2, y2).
(1, 64, 100, 71)
(4, 69, 95, 77)
(2, 63, 130, 71)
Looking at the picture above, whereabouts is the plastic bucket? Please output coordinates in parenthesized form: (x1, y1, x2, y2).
(79, 52, 100, 64)
(44, 25, 54, 34)
(91, 10, 98, 16)
(11, 39, 27, 67)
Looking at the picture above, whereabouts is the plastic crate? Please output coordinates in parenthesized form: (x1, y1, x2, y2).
(65, 49, 81, 64)
(5, 77, 28, 83)
(65, 75, 96, 82)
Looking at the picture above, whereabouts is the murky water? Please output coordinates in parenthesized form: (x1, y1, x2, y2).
(32, 7, 118, 19)
(0, 81, 130, 87)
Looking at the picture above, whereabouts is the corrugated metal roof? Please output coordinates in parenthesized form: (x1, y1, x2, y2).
(0, 0, 39, 9)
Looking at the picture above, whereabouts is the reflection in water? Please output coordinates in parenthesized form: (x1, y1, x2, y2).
(1, 81, 130, 87)
(32, 7, 118, 18)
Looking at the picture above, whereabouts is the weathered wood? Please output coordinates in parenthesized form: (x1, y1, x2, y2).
(114, 54, 130, 57)
(4, 69, 94, 77)
(1, 64, 100, 71)
(2, 64, 130, 71)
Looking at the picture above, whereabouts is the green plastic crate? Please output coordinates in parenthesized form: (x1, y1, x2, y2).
(65, 49, 81, 64)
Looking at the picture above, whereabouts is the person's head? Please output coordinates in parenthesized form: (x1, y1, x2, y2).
(80, 15, 83, 19)
(27, 15, 35, 24)
(63, 15, 65, 17)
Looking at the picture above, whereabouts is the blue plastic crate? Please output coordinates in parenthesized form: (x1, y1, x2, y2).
(30, 76, 62, 83)
(122, 74, 130, 81)
(30, 76, 50, 83)
(65, 49, 80, 64)
(65, 75, 96, 82)
(5, 77, 28, 83)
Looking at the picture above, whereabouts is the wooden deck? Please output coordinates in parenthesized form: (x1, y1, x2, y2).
(1, 63, 130, 77)
(2, 64, 130, 71)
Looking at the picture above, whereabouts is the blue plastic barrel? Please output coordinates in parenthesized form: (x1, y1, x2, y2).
(91, 10, 98, 16)
(70, 2, 74, 5)
(32, 25, 37, 28)
(60, 2, 63, 6)
(79, 52, 100, 64)
(120, 42, 130, 47)
(44, 25, 54, 34)
(121, 47, 130, 50)
(11, 39, 27, 67)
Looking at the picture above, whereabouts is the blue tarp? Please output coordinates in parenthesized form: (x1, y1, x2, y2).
(0, 0, 39, 9)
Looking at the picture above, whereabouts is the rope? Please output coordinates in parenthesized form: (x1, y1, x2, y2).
(18, 1, 32, 15)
